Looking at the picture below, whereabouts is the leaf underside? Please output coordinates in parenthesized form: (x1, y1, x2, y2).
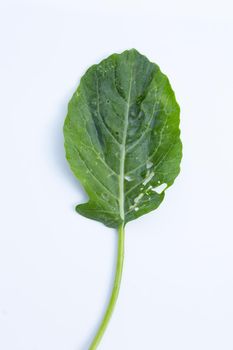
(64, 49, 182, 228)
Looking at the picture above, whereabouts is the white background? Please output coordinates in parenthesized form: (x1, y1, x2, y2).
(0, 0, 233, 349)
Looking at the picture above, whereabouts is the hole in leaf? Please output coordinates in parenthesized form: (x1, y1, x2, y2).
(152, 183, 167, 194)
(125, 175, 133, 182)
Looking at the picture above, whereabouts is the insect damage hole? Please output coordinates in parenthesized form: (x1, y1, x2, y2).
(152, 183, 167, 194)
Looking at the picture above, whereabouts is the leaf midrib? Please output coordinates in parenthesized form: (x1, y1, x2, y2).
(119, 68, 133, 221)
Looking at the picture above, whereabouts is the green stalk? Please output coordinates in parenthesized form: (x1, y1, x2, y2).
(89, 223, 125, 350)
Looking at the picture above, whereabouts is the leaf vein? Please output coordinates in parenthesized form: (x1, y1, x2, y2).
(76, 148, 119, 202)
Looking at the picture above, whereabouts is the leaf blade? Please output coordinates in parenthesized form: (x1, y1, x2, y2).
(64, 49, 182, 228)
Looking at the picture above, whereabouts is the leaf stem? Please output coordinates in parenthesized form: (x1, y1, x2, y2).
(89, 223, 125, 350)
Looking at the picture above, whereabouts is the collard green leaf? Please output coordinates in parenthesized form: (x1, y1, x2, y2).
(64, 49, 182, 228)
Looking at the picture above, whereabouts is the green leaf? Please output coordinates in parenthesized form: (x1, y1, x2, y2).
(64, 49, 182, 228)
(63, 49, 182, 349)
